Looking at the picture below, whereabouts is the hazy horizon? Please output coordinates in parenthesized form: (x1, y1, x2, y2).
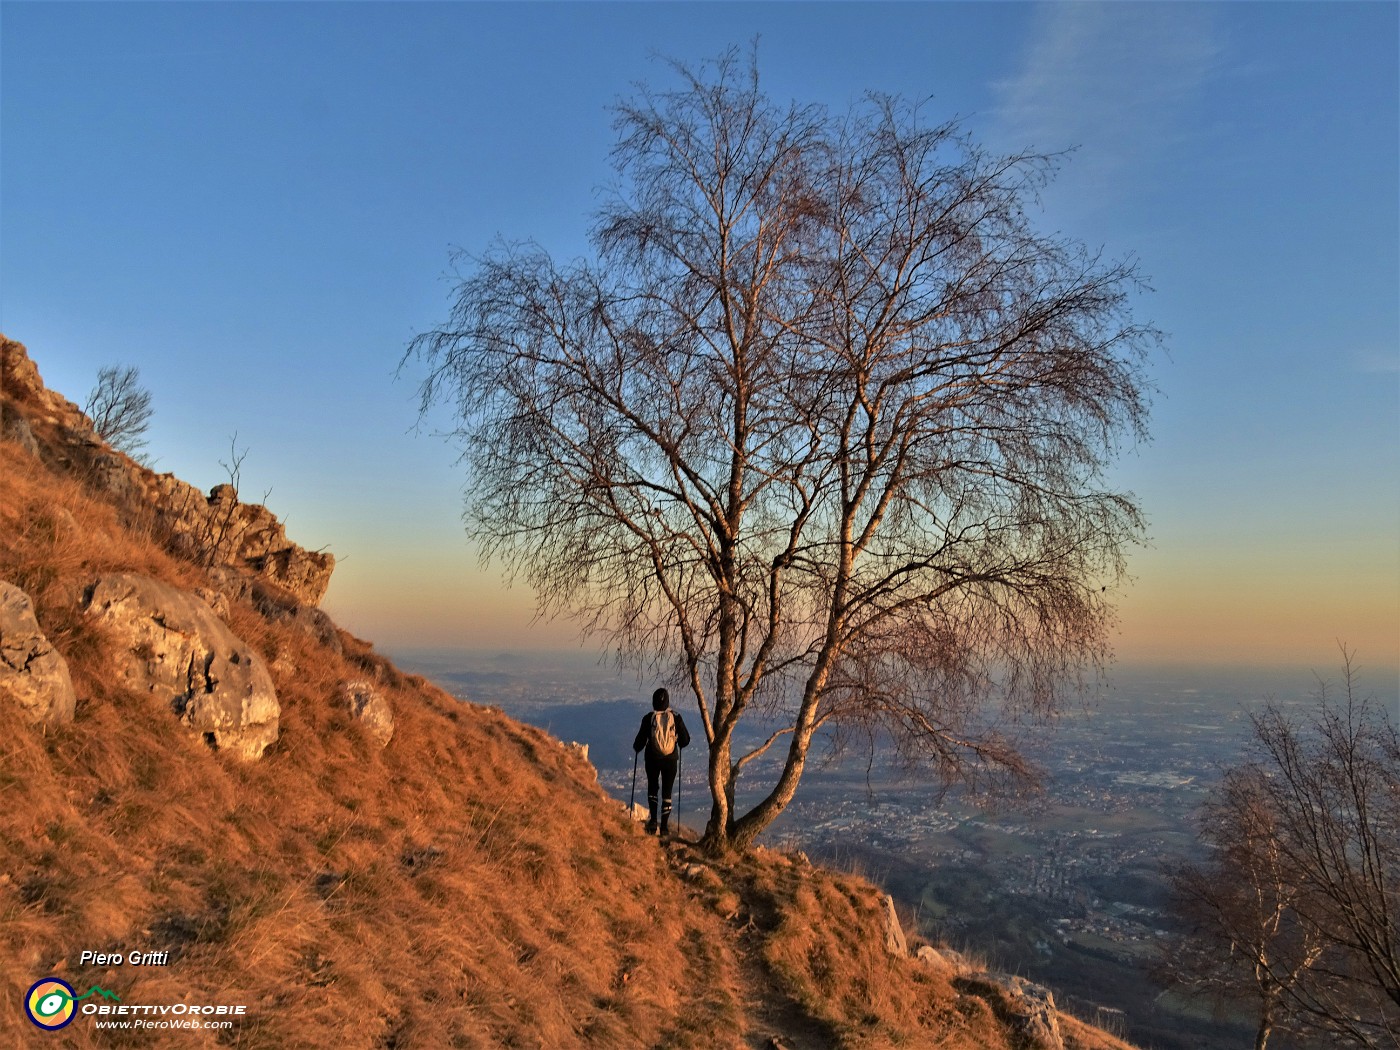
(388, 644, 1400, 723)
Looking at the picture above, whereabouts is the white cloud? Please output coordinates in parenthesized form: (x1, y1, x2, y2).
(992, 3, 1222, 215)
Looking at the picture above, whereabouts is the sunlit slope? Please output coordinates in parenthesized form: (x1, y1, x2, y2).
(0, 337, 1136, 1049)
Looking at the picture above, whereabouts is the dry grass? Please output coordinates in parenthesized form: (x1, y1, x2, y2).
(1059, 1013, 1140, 1050)
(0, 436, 744, 1048)
(1, 423, 1136, 1050)
(706, 849, 1018, 1050)
(678, 842, 1145, 1050)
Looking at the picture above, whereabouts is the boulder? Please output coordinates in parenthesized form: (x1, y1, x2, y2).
(85, 573, 278, 760)
(957, 973, 1064, 1050)
(1, 409, 40, 456)
(286, 605, 341, 654)
(880, 893, 908, 957)
(216, 572, 342, 655)
(0, 581, 76, 725)
(340, 680, 393, 748)
(924, 952, 968, 974)
(916, 944, 970, 973)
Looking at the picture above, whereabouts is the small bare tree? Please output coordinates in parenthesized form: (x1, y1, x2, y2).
(83, 364, 153, 460)
(1165, 767, 1325, 1050)
(406, 49, 1154, 852)
(1164, 651, 1400, 1048)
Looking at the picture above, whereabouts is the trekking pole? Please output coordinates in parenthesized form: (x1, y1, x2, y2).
(675, 748, 682, 840)
(630, 750, 638, 817)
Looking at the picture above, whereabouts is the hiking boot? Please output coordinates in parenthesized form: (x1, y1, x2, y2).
(644, 818, 658, 835)
(659, 816, 670, 837)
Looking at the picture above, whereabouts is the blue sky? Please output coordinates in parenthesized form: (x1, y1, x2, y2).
(2, 2, 1396, 673)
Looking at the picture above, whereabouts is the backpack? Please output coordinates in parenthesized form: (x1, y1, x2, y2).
(650, 710, 677, 756)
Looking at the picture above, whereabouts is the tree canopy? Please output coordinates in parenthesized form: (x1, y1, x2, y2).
(407, 50, 1155, 852)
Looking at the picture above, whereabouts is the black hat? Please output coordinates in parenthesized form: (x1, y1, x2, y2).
(652, 687, 670, 711)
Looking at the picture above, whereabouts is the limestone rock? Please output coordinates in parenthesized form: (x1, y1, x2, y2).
(87, 447, 140, 503)
(216, 572, 342, 655)
(880, 893, 908, 957)
(957, 973, 1064, 1050)
(563, 740, 596, 781)
(1, 336, 62, 413)
(916, 944, 970, 973)
(341, 679, 393, 748)
(193, 586, 231, 620)
(1, 408, 39, 456)
(285, 605, 341, 654)
(145, 474, 335, 606)
(0, 581, 76, 725)
(85, 573, 278, 760)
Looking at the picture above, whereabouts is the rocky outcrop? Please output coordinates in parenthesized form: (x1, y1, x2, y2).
(1, 336, 74, 421)
(1, 409, 40, 456)
(85, 573, 278, 760)
(880, 893, 908, 957)
(1, 336, 334, 606)
(563, 740, 597, 782)
(912, 931, 1068, 1047)
(210, 570, 342, 655)
(151, 479, 334, 605)
(340, 680, 393, 748)
(0, 581, 76, 726)
(955, 972, 1064, 1050)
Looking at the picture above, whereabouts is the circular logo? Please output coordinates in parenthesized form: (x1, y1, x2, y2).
(25, 978, 77, 1030)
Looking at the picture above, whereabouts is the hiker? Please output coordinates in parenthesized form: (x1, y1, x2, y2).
(633, 687, 691, 836)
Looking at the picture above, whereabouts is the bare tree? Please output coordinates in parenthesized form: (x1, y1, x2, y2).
(83, 363, 153, 460)
(1164, 651, 1400, 1048)
(1164, 767, 1325, 1050)
(406, 50, 1154, 853)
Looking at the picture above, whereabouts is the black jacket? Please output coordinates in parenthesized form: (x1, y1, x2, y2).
(633, 710, 691, 756)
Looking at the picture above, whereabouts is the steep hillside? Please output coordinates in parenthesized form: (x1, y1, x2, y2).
(0, 337, 1135, 1050)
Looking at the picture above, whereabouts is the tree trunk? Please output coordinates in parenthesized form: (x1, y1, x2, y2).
(703, 729, 735, 850)
(1255, 973, 1275, 1050)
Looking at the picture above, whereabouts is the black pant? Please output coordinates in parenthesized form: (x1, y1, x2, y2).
(645, 750, 679, 804)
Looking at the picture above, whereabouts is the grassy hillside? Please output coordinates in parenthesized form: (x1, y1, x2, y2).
(1, 341, 1136, 1049)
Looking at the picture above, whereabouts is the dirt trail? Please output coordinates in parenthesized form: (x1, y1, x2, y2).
(661, 835, 839, 1050)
